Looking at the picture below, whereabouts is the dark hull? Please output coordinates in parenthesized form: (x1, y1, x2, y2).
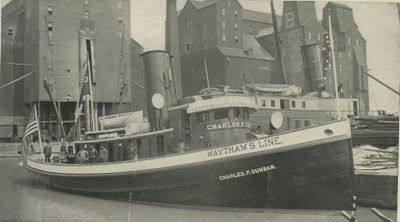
(35, 139, 354, 210)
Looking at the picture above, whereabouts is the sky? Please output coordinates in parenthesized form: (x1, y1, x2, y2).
(1, 0, 399, 113)
(131, 0, 400, 114)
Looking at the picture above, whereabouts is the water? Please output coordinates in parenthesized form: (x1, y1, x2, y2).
(0, 157, 397, 222)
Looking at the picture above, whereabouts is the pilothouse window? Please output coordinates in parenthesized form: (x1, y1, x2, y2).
(214, 109, 229, 120)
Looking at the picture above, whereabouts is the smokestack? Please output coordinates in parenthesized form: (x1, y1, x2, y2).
(165, 0, 182, 100)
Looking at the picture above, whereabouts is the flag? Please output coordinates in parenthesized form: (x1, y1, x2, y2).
(23, 105, 39, 140)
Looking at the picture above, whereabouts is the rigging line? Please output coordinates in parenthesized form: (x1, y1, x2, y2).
(0, 72, 35, 91)
(2, 62, 33, 66)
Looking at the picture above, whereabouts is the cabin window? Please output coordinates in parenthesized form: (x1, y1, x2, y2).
(214, 109, 229, 120)
(304, 120, 311, 127)
(261, 99, 266, 107)
(280, 99, 285, 109)
(291, 101, 296, 108)
(197, 112, 209, 122)
(234, 108, 241, 118)
(302, 101, 306, 108)
(271, 100, 275, 107)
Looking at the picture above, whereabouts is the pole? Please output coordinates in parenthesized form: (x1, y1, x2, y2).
(88, 56, 95, 131)
(328, 9, 340, 119)
(34, 105, 43, 152)
(0, 72, 35, 91)
(270, 0, 287, 84)
(204, 57, 210, 88)
(362, 71, 399, 96)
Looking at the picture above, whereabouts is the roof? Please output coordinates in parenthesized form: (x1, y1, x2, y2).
(242, 9, 273, 24)
(187, 96, 258, 114)
(327, 2, 352, 10)
(242, 34, 275, 61)
(189, 0, 220, 9)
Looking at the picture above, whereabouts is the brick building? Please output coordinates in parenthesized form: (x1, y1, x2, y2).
(257, 2, 369, 114)
(178, 0, 282, 97)
(1, 0, 140, 139)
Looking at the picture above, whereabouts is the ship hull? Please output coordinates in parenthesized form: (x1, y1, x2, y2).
(25, 120, 355, 210)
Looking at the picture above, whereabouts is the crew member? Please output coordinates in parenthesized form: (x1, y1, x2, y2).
(89, 146, 99, 163)
(76, 145, 89, 164)
(66, 144, 75, 164)
(126, 141, 137, 160)
(43, 140, 52, 162)
(59, 142, 67, 163)
(99, 145, 108, 163)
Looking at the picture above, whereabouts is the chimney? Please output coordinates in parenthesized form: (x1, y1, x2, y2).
(165, 0, 182, 101)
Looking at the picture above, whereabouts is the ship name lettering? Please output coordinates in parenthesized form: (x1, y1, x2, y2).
(206, 137, 281, 157)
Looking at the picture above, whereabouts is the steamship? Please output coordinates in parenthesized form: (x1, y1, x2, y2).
(21, 50, 356, 210)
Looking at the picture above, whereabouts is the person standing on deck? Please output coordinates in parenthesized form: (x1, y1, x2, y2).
(89, 146, 99, 163)
(77, 145, 89, 164)
(99, 145, 108, 163)
(127, 141, 137, 160)
(118, 143, 125, 161)
(59, 142, 67, 163)
(43, 140, 52, 162)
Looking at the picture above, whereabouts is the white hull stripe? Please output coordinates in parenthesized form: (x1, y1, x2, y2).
(26, 120, 351, 176)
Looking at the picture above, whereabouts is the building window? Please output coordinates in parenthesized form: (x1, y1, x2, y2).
(317, 33, 321, 41)
(118, 1, 122, 9)
(47, 22, 53, 31)
(302, 101, 306, 108)
(84, 0, 89, 5)
(249, 25, 253, 35)
(228, 0, 231, 7)
(84, 10, 89, 20)
(308, 32, 311, 39)
(356, 38, 359, 46)
(118, 15, 123, 23)
(118, 31, 123, 38)
(222, 8, 225, 16)
(348, 37, 351, 45)
(339, 52, 342, 58)
(348, 50, 351, 58)
(234, 10, 238, 17)
(234, 36, 239, 43)
(48, 6, 53, 15)
(7, 28, 13, 35)
(291, 101, 296, 108)
(261, 99, 266, 107)
(234, 23, 238, 30)
(339, 64, 342, 72)
(304, 120, 311, 127)
(271, 100, 276, 107)
(186, 43, 190, 51)
(285, 12, 294, 28)
(222, 22, 226, 29)
(222, 34, 226, 41)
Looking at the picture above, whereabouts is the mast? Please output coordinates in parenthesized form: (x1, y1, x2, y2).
(327, 9, 340, 119)
(270, 0, 287, 84)
(204, 58, 210, 88)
